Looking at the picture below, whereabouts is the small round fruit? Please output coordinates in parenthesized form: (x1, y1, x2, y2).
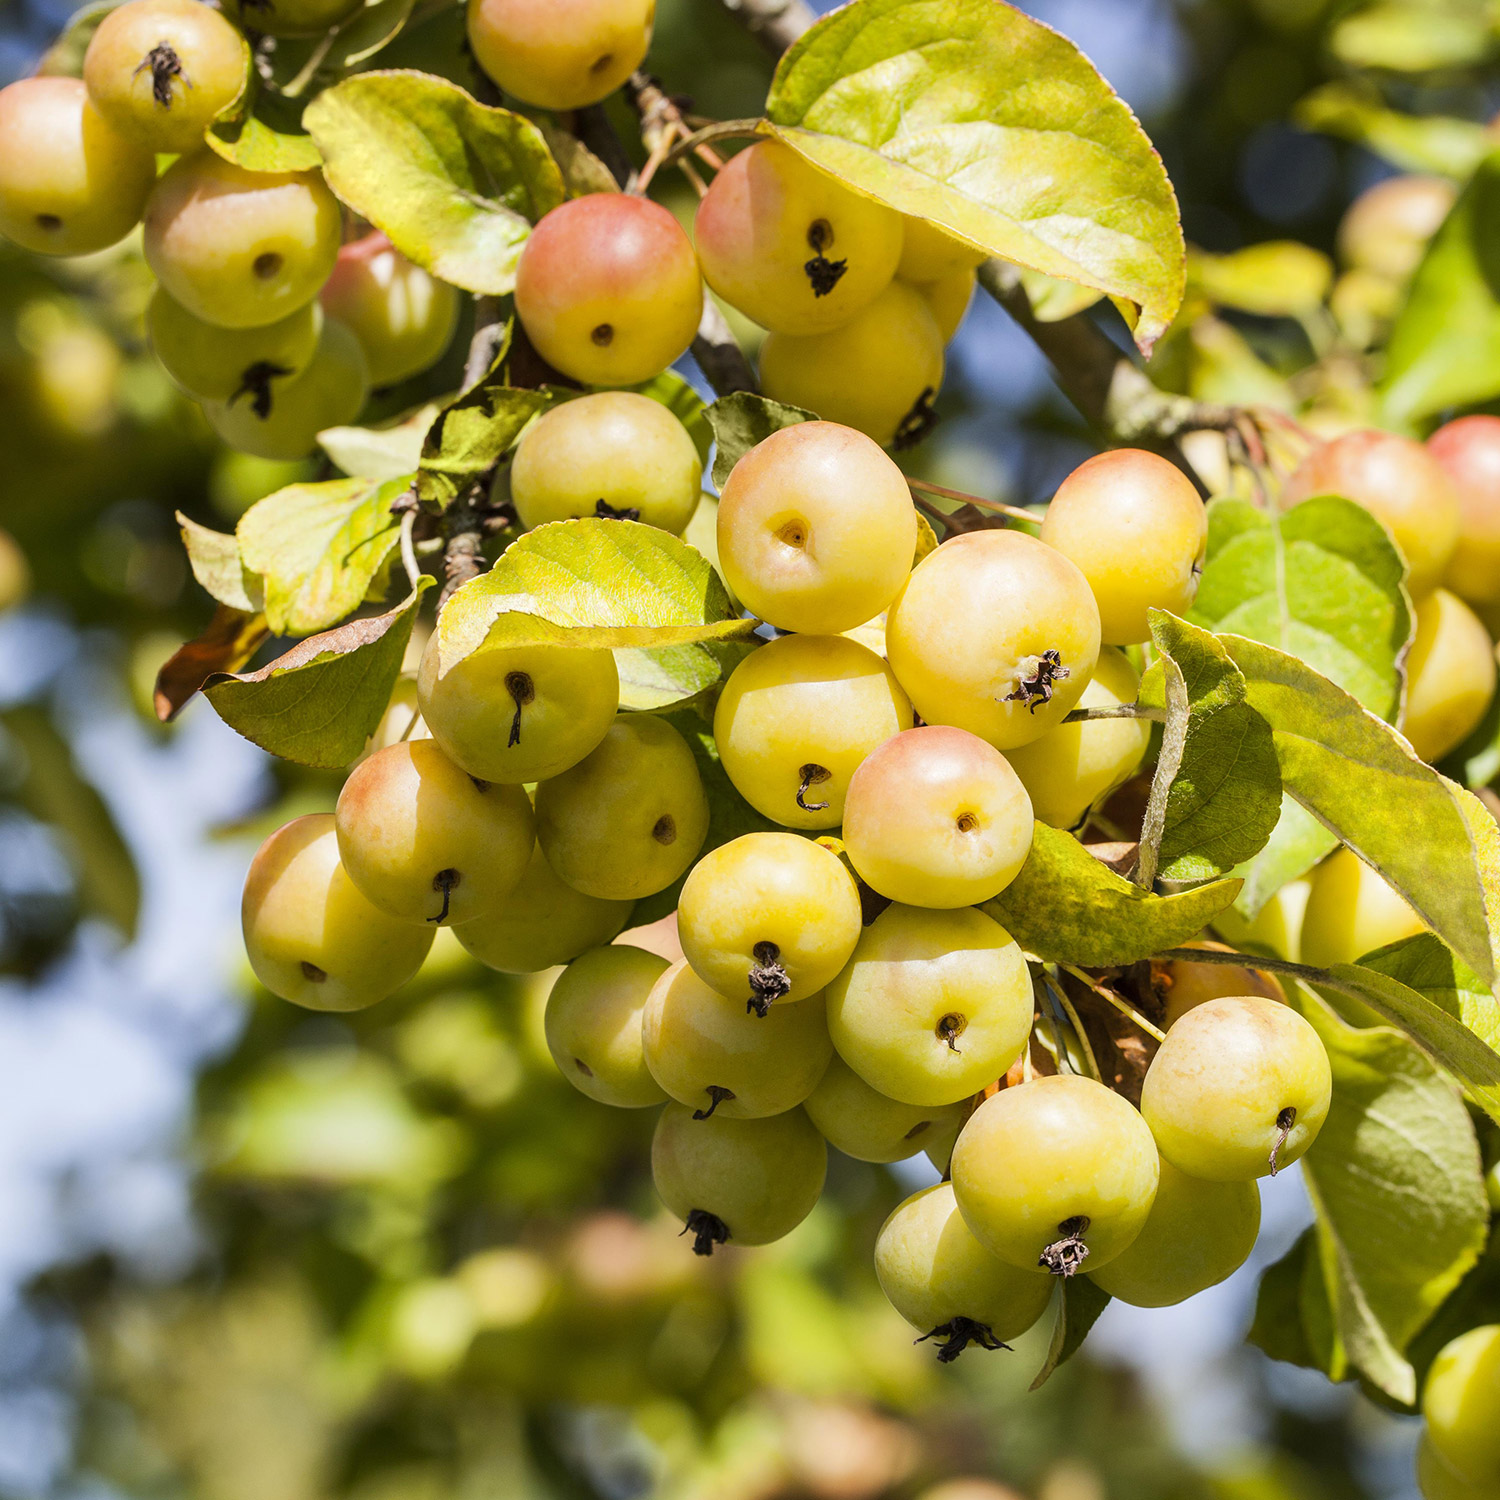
(886, 529, 1101, 749)
(417, 629, 619, 784)
(511, 392, 701, 534)
(715, 420, 916, 634)
(1338, 174, 1455, 281)
(0, 77, 155, 256)
(804, 1054, 966, 1164)
(712, 633, 913, 830)
(319, 231, 460, 386)
(534, 714, 708, 901)
(1154, 939, 1285, 1029)
(83, 0, 248, 155)
(1280, 429, 1461, 597)
(1087, 1160, 1260, 1306)
(642, 959, 832, 1119)
(466, 0, 653, 111)
(694, 139, 903, 335)
(920, 265, 975, 342)
(242, 814, 434, 1011)
(1300, 846, 1426, 967)
(544, 944, 669, 1107)
(148, 287, 321, 404)
(875, 1182, 1053, 1360)
(1430, 415, 1500, 605)
(759, 280, 945, 448)
(144, 153, 342, 329)
(826, 903, 1032, 1108)
(1424, 1326, 1500, 1487)
(897, 217, 987, 284)
(651, 1102, 827, 1253)
(515, 194, 701, 386)
(1039, 449, 1207, 645)
(842, 726, 1033, 907)
(1213, 877, 1311, 963)
(1419, 1436, 1500, 1500)
(951, 1074, 1160, 1274)
(1404, 587, 1496, 763)
(220, 0, 362, 37)
(677, 831, 861, 1011)
(1140, 995, 1332, 1181)
(1004, 646, 1150, 828)
(334, 740, 534, 926)
(452, 843, 632, 973)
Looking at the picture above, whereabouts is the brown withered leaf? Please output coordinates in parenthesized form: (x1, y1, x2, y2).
(154, 606, 270, 723)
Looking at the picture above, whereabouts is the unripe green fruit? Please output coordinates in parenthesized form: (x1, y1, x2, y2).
(804, 1054, 966, 1163)
(220, 0, 362, 37)
(149, 287, 321, 404)
(951, 1074, 1160, 1274)
(1404, 587, 1496, 763)
(826, 903, 1033, 1108)
(1155, 940, 1285, 1029)
(452, 843, 632, 973)
(919, 265, 975, 342)
(0, 77, 155, 256)
(1430, 415, 1500, 605)
(144, 153, 341, 329)
(544, 944, 669, 1108)
(886, 529, 1101, 750)
(1424, 1325, 1500, 1487)
(511, 392, 701, 534)
(651, 1102, 827, 1253)
(642, 959, 833, 1119)
(677, 831, 862, 1010)
(694, 139, 903, 335)
(83, 0, 248, 155)
(1086, 1160, 1260, 1306)
(1140, 995, 1332, 1181)
(1338, 174, 1455, 281)
(712, 633, 913, 830)
(897, 217, 987, 284)
(242, 814, 434, 1011)
(1300, 846, 1426, 967)
(1419, 1436, 1500, 1500)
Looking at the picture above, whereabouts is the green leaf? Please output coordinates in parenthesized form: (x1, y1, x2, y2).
(705, 392, 815, 489)
(764, 0, 1186, 351)
(154, 607, 271, 722)
(1233, 795, 1339, 923)
(320, 402, 444, 481)
(177, 512, 263, 615)
(208, 88, 320, 173)
(1331, 1, 1493, 71)
(237, 475, 411, 636)
(205, 584, 430, 769)
(1358, 933, 1500, 1055)
(1030, 1277, 1111, 1391)
(982, 822, 1242, 967)
(1017, 267, 1103, 323)
(534, 119, 622, 196)
(1249, 1229, 1340, 1376)
(303, 71, 566, 295)
(1296, 82, 1492, 178)
(1189, 242, 1334, 318)
(418, 380, 548, 512)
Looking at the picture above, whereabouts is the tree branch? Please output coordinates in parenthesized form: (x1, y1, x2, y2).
(692, 299, 758, 395)
(720, 0, 817, 54)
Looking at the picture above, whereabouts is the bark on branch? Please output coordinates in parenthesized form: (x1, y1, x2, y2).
(720, 0, 818, 55)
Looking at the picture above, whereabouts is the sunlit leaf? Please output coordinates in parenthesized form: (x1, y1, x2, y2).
(177, 512, 263, 615)
(1189, 242, 1333, 318)
(153, 606, 271, 722)
(705, 391, 815, 488)
(1296, 82, 1493, 178)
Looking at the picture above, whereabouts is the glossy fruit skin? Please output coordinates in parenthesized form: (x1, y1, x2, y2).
(1005, 646, 1150, 828)
(715, 421, 917, 634)
(1338, 175, 1455, 281)
(515, 195, 701, 386)
(144, 153, 342, 329)
(511, 392, 702, 534)
(1419, 1435, 1500, 1500)
(220, 0, 362, 38)
(0, 77, 156, 256)
(1424, 1326, 1500, 1487)
(148, 287, 321, 403)
(466, 0, 653, 111)
(319, 232, 459, 386)
(1140, 995, 1332, 1181)
(1087, 1160, 1260, 1306)
(1280, 429, 1461, 597)
(417, 631, 619, 785)
(842, 726, 1034, 908)
(897, 217, 987, 284)
(652, 1102, 827, 1247)
(1404, 588, 1497, 763)
(920, 265, 975, 342)
(1430, 416, 1500, 604)
(544, 944, 669, 1108)
(826, 903, 1032, 1108)
(642, 959, 833, 1119)
(1156, 939, 1285, 1029)
(83, 0, 247, 155)
(1300, 846, 1426, 967)
(759, 280, 945, 448)
(534, 714, 708, 901)
(886, 529, 1101, 750)
(242, 814, 434, 1011)
(712, 633, 914, 830)
(875, 1182, 1053, 1344)
(804, 1054, 967, 1164)
(333, 740, 534, 926)
(677, 832, 862, 1007)
(452, 843, 632, 973)
(694, 139, 903, 335)
(1040, 449, 1207, 645)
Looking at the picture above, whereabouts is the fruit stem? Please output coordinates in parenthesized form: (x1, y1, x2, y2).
(916, 1317, 1009, 1362)
(795, 763, 831, 812)
(1062, 703, 1167, 724)
(681, 1209, 730, 1256)
(693, 1085, 736, 1120)
(1269, 1106, 1297, 1176)
(429, 868, 458, 924)
(1041, 970, 1102, 1081)
(1058, 963, 1166, 1043)
(906, 476, 1038, 526)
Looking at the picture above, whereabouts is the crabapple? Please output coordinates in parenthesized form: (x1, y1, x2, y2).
(1299, 846, 1427, 967)
(0, 77, 155, 256)
(951, 1074, 1160, 1274)
(1429, 415, 1500, 604)
(1424, 1326, 1500, 1487)
(825, 903, 1032, 1108)
(712, 633, 913, 830)
(514, 194, 701, 386)
(886, 529, 1101, 749)
(241, 814, 434, 1011)
(534, 714, 708, 900)
(897, 217, 987, 284)
(804, 1054, 966, 1164)
(1338, 175, 1455, 281)
(1155, 940, 1285, 1030)
(1418, 1436, 1500, 1500)
(1213, 877, 1311, 963)
(715, 420, 916, 634)
(543, 944, 669, 1108)
(148, 287, 321, 404)
(694, 139, 903, 335)
(841, 726, 1034, 908)
(1403, 588, 1496, 763)
(652, 1102, 826, 1254)
(676, 831, 862, 1012)
(221, 0, 362, 37)
(510, 392, 702, 534)
(1087, 1160, 1260, 1306)
(920, 265, 976, 342)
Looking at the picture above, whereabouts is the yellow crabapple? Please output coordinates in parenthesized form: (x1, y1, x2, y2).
(148, 287, 321, 404)
(1212, 877, 1311, 963)
(1299, 846, 1427, 967)
(920, 265, 976, 342)
(897, 216, 987, 284)
(1154, 939, 1285, 1030)
(804, 1054, 967, 1164)
(220, 0, 362, 37)
(1419, 1436, 1500, 1500)
(1430, 415, 1500, 605)
(1337, 175, 1456, 281)
(1404, 588, 1496, 763)
(1424, 1325, 1500, 1487)
(543, 944, 669, 1108)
